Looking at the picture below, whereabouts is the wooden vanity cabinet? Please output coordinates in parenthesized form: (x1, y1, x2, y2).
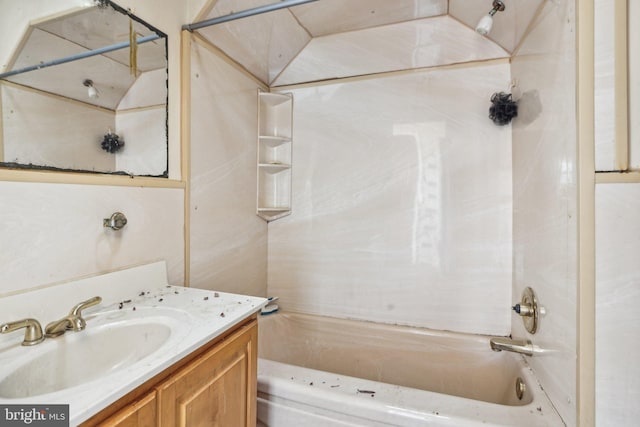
(96, 392, 157, 427)
(86, 317, 257, 427)
(157, 318, 257, 426)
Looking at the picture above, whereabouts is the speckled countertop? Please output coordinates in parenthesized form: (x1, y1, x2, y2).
(0, 262, 267, 426)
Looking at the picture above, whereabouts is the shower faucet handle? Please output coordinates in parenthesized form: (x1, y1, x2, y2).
(512, 287, 539, 334)
(512, 303, 534, 317)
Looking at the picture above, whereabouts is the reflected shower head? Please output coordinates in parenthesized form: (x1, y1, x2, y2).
(476, 0, 505, 36)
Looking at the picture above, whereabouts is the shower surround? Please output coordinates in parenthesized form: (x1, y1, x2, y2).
(186, 1, 579, 425)
(268, 63, 513, 336)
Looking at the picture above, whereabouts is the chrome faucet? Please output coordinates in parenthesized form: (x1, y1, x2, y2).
(490, 337, 535, 356)
(45, 296, 102, 338)
(1, 318, 45, 346)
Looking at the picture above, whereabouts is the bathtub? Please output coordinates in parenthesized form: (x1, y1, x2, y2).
(257, 312, 564, 427)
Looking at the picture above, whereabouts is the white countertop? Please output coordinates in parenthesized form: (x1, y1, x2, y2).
(0, 262, 267, 425)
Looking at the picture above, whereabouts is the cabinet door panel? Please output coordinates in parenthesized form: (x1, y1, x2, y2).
(178, 354, 246, 426)
(97, 391, 156, 427)
(158, 321, 257, 427)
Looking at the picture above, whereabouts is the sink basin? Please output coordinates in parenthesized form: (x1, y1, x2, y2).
(0, 319, 171, 398)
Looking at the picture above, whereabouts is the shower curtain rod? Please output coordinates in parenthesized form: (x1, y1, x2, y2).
(183, 0, 319, 32)
(0, 34, 160, 80)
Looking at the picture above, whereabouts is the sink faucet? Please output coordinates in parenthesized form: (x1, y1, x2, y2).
(490, 337, 535, 356)
(45, 296, 102, 338)
(1, 318, 45, 346)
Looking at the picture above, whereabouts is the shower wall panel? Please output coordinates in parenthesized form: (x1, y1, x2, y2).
(267, 63, 512, 336)
(188, 40, 268, 297)
(511, 1, 578, 425)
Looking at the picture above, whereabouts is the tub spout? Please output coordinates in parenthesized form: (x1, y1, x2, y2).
(490, 337, 534, 356)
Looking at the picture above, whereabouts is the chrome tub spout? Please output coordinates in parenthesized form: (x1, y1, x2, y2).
(490, 337, 534, 356)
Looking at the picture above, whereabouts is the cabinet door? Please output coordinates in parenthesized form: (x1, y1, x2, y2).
(157, 321, 257, 427)
(96, 391, 157, 427)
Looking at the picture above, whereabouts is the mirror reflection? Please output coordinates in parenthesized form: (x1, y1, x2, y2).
(0, 1, 168, 177)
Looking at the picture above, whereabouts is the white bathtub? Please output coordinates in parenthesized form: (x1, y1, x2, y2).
(257, 312, 564, 427)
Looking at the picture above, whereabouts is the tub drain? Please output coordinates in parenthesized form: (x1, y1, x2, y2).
(515, 377, 526, 400)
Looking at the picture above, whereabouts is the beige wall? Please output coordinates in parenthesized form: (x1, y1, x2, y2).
(0, 0, 187, 295)
(595, 184, 640, 426)
(594, 1, 640, 426)
(631, 1, 640, 168)
(511, 1, 578, 425)
(0, 181, 184, 297)
(593, 0, 615, 171)
(188, 38, 268, 297)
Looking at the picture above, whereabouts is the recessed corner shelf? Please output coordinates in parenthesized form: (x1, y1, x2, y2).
(259, 92, 292, 107)
(259, 135, 291, 147)
(257, 207, 291, 222)
(257, 90, 293, 222)
(259, 163, 291, 173)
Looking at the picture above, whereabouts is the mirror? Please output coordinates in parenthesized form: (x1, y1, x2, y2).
(0, 1, 168, 177)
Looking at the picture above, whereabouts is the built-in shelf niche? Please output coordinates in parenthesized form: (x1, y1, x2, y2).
(257, 91, 293, 221)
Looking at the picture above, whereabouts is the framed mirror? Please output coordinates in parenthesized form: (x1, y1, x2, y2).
(0, 0, 168, 177)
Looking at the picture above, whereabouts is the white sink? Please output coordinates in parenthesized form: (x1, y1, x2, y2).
(0, 312, 177, 399)
(0, 263, 267, 425)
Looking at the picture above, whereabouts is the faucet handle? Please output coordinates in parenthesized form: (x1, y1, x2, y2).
(0, 318, 45, 346)
(512, 303, 534, 317)
(70, 296, 102, 317)
(68, 296, 102, 331)
(512, 287, 539, 334)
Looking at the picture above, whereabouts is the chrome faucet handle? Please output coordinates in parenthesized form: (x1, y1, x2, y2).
(1, 318, 45, 346)
(68, 296, 102, 331)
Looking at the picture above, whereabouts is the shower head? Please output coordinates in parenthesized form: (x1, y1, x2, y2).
(476, 0, 505, 36)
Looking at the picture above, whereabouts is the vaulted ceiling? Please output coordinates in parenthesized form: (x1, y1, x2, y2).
(193, 0, 546, 87)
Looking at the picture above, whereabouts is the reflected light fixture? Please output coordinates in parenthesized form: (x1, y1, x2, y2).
(83, 79, 99, 99)
(476, 0, 505, 36)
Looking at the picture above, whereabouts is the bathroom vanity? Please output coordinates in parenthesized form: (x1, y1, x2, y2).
(86, 317, 257, 426)
(0, 262, 267, 426)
